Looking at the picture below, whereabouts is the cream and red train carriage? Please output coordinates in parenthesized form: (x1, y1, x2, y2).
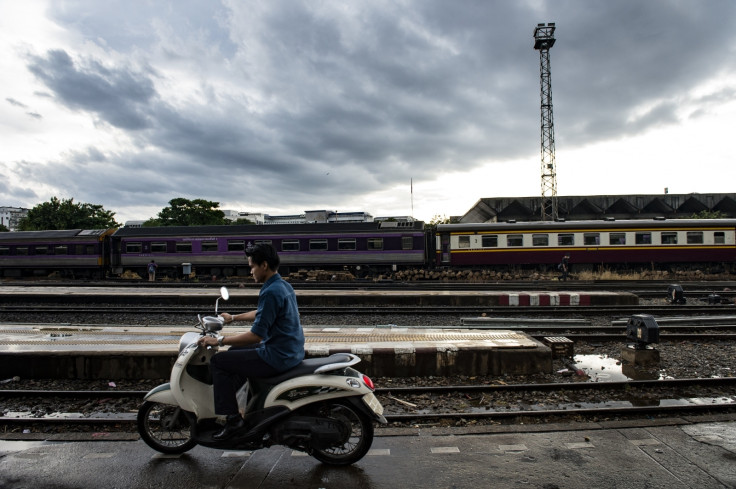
(435, 219, 736, 271)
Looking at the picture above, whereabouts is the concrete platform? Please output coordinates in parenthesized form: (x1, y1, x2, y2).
(0, 285, 638, 307)
(0, 324, 551, 379)
(1, 419, 735, 488)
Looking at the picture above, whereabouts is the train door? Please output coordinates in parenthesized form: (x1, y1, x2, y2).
(437, 232, 451, 265)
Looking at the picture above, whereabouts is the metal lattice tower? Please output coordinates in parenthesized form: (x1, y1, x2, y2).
(534, 22, 557, 222)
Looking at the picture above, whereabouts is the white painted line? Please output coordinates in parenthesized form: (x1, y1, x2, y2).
(431, 447, 460, 454)
(630, 439, 661, 446)
(368, 448, 391, 456)
(499, 444, 527, 452)
(221, 451, 252, 457)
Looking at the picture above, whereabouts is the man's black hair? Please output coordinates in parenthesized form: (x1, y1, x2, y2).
(245, 243, 280, 271)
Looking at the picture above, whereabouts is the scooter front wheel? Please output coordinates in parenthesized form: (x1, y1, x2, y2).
(310, 400, 374, 466)
(137, 401, 197, 454)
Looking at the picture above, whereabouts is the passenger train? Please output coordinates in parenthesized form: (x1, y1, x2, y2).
(0, 218, 734, 279)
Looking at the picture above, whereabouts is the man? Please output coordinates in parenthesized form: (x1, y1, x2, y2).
(559, 254, 570, 281)
(147, 260, 157, 282)
(198, 243, 305, 440)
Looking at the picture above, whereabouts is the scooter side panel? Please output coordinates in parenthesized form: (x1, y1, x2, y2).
(170, 342, 217, 419)
(262, 374, 373, 412)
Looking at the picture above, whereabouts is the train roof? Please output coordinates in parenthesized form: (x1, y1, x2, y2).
(437, 218, 736, 232)
(0, 229, 112, 241)
(112, 221, 425, 238)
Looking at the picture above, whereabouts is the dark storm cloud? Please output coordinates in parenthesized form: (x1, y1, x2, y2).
(6, 98, 28, 108)
(8, 0, 736, 219)
(26, 49, 156, 130)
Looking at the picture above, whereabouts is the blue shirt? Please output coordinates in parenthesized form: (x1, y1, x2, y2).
(250, 273, 305, 371)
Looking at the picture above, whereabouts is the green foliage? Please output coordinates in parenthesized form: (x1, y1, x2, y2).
(17, 197, 119, 230)
(426, 214, 452, 228)
(690, 210, 727, 219)
(230, 218, 255, 225)
(0, 223, 9, 232)
(145, 198, 226, 226)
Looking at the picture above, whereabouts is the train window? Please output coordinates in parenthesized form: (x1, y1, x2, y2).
(254, 240, 272, 246)
(338, 239, 356, 250)
(609, 233, 626, 245)
(506, 235, 523, 247)
(0, 246, 9, 255)
(85, 245, 95, 255)
(583, 233, 600, 245)
(714, 232, 725, 244)
(151, 242, 167, 253)
(558, 234, 574, 246)
(367, 238, 383, 250)
(34, 246, 49, 255)
(176, 242, 192, 253)
(402, 237, 413, 250)
(126, 242, 142, 253)
(282, 240, 300, 251)
(686, 232, 703, 244)
(482, 235, 498, 247)
(202, 241, 218, 252)
(532, 234, 548, 246)
(661, 232, 678, 245)
(15, 247, 28, 255)
(228, 240, 245, 252)
(458, 236, 471, 248)
(635, 232, 651, 244)
(309, 239, 328, 251)
(54, 245, 68, 254)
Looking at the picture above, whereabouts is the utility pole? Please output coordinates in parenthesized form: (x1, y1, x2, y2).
(534, 22, 558, 222)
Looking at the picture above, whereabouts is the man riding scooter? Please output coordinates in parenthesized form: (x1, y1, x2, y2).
(198, 243, 305, 440)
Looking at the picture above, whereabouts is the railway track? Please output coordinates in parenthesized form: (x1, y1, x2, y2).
(1, 304, 735, 316)
(2, 377, 734, 429)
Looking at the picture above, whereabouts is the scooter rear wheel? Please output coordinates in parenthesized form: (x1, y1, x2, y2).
(310, 400, 374, 465)
(137, 401, 197, 454)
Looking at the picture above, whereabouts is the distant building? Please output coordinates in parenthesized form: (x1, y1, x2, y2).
(266, 210, 373, 224)
(0, 207, 29, 231)
(374, 216, 416, 223)
(460, 193, 736, 223)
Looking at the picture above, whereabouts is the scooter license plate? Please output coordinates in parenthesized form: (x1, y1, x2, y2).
(362, 392, 384, 416)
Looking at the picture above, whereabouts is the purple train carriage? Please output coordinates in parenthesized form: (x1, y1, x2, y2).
(109, 221, 429, 279)
(0, 228, 114, 279)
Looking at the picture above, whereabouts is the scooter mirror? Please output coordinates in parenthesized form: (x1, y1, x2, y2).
(220, 287, 230, 301)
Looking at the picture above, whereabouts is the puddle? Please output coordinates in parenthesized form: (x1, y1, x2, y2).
(569, 354, 671, 381)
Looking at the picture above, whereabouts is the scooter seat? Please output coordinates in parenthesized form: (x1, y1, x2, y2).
(256, 353, 356, 385)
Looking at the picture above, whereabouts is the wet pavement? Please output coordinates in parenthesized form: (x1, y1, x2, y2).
(1, 421, 735, 488)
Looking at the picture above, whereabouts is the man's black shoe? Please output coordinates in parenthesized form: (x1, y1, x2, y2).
(213, 414, 245, 441)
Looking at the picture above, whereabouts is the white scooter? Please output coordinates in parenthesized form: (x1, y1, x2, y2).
(137, 287, 386, 465)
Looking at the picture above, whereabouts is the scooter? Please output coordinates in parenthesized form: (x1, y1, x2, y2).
(137, 287, 387, 465)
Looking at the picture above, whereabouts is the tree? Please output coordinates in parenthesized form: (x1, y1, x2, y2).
(17, 197, 119, 230)
(690, 210, 727, 219)
(145, 198, 226, 226)
(0, 224, 9, 232)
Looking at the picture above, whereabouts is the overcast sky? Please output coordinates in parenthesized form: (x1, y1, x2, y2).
(2, 0, 735, 224)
